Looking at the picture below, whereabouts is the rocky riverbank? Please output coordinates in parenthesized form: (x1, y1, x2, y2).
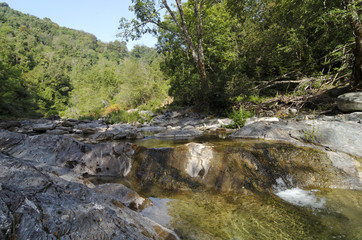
(0, 93, 361, 239)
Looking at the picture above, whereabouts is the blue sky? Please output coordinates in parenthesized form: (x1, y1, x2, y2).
(3, 0, 158, 50)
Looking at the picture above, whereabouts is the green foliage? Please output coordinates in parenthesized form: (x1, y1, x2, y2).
(156, 0, 354, 105)
(1, 0, 356, 118)
(226, 107, 254, 129)
(107, 110, 141, 124)
(0, 4, 170, 119)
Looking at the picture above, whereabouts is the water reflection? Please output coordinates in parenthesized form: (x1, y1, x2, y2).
(141, 197, 173, 227)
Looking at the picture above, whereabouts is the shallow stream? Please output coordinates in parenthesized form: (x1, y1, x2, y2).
(140, 188, 362, 240)
(95, 137, 362, 239)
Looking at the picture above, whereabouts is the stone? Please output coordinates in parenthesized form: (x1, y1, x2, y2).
(154, 129, 203, 139)
(46, 129, 69, 135)
(139, 126, 167, 133)
(0, 153, 179, 240)
(112, 130, 128, 140)
(217, 118, 234, 126)
(32, 122, 56, 132)
(337, 92, 362, 112)
(244, 117, 279, 126)
(0, 129, 87, 165)
(0, 120, 21, 130)
(230, 119, 362, 158)
(126, 130, 145, 140)
(94, 183, 153, 211)
(61, 119, 78, 127)
(89, 132, 115, 142)
(74, 122, 107, 134)
(140, 110, 154, 117)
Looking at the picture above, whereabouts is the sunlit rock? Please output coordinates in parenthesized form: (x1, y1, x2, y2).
(337, 92, 362, 112)
(185, 143, 213, 178)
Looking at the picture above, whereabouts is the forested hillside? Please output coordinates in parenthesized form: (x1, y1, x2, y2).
(0, 2, 169, 119)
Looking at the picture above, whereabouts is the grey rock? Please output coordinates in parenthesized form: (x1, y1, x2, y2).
(46, 129, 70, 135)
(140, 110, 154, 117)
(139, 126, 167, 133)
(337, 92, 362, 112)
(245, 117, 279, 126)
(32, 122, 56, 132)
(318, 112, 362, 124)
(217, 118, 234, 126)
(231, 120, 362, 158)
(182, 125, 195, 130)
(0, 129, 87, 166)
(179, 117, 203, 126)
(74, 122, 107, 134)
(89, 132, 115, 142)
(0, 120, 21, 130)
(111, 130, 128, 140)
(126, 130, 145, 140)
(77, 143, 133, 177)
(154, 129, 203, 139)
(0, 153, 179, 240)
(61, 119, 78, 127)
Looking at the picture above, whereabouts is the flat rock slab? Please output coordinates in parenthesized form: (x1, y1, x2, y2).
(230, 120, 362, 158)
(337, 92, 362, 112)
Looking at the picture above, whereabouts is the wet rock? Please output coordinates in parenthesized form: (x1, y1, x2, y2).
(185, 143, 213, 178)
(124, 140, 361, 192)
(337, 92, 362, 112)
(94, 183, 153, 211)
(77, 143, 133, 177)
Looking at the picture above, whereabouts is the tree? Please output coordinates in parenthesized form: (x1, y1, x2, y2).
(344, 0, 362, 89)
(119, 0, 210, 108)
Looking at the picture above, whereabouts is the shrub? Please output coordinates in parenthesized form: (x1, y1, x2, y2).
(226, 106, 254, 128)
(107, 110, 141, 124)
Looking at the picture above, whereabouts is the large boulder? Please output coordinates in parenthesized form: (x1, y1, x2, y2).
(0, 153, 179, 240)
(337, 92, 362, 112)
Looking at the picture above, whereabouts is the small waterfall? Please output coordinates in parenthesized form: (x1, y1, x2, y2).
(273, 177, 326, 209)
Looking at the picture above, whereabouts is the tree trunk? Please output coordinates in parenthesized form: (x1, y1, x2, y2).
(163, 0, 209, 108)
(346, 0, 362, 89)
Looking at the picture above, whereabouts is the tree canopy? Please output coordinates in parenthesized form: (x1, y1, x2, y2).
(121, 0, 359, 109)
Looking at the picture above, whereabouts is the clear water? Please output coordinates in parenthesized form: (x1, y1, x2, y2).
(140, 189, 362, 240)
(94, 136, 362, 239)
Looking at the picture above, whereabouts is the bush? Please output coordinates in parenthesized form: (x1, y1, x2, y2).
(107, 110, 141, 124)
(226, 106, 254, 128)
